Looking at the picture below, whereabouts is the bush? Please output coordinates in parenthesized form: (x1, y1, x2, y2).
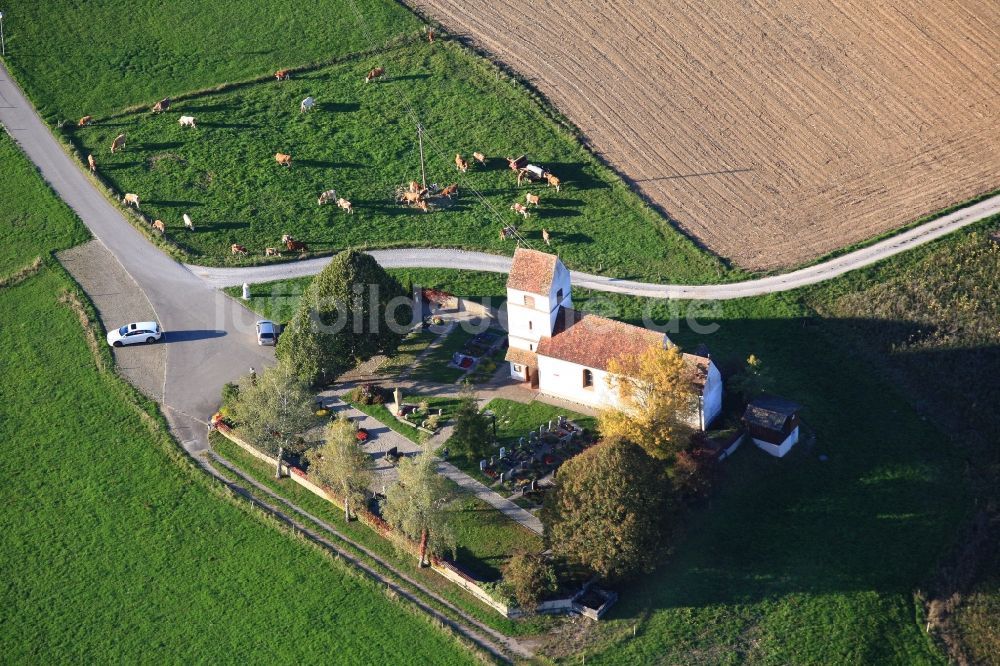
(221, 382, 239, 408)
(503, 551, 559, 612)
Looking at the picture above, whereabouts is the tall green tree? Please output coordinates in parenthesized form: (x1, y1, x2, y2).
(729, 353, 770, 402)
(381, 451, 455, 566)
(308, 416, 375, 521)
(230, 362, 315, 478)
(277, 249, 411, 384)
(448, 383, 492, 461)
(541, 439, 670, 581)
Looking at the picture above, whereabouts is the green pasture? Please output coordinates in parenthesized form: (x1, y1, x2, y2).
(71, 42, 724, 282)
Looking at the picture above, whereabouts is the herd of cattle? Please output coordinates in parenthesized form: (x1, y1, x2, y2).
(77, 64, 565, 257)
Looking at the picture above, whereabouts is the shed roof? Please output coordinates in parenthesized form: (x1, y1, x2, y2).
(506, 248, 559, 296)
(742, 395, 802, 432)
(505, 347, 538, 367)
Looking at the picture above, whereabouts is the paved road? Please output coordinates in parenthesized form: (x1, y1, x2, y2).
(189, 194, 1000, 298)
(0, 64, 274, 455)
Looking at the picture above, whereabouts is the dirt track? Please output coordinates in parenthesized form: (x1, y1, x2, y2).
(409, 0, 1000, 270)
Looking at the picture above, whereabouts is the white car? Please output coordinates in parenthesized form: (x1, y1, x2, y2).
(256, 320, 277, 346)
(107, 321, 163, 347)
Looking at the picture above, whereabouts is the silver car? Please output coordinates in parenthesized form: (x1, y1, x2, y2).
(256, 320, 277, 346)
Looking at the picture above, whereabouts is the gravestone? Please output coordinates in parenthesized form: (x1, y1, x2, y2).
(499, 447, 506, 459)
(479, 459, 487, 471)
(519, 437, 526, 448)
(393, 387, 402, 413)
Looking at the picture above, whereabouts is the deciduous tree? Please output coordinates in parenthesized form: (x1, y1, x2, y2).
(503, 551, 558, 612)
(381, 451, 455, 566)
(448, 383, 492, 461)
(729, 353, 769, 402)
(308, 416, 375, 521)
(599, 344, 695, 460)
(541, 439, 670, 581)
(230, 362, 315, 478)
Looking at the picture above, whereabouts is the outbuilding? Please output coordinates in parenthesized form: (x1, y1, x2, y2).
(742, 395, 802, 457)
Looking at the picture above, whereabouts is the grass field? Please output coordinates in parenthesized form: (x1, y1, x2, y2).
(0, 268, 475, 665)
(0, 134, 90, 275)
(70, 41, 725, 282)
(1, 0, 420, 122)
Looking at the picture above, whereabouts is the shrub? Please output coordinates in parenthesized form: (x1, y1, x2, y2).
(503, 551, 559, 612)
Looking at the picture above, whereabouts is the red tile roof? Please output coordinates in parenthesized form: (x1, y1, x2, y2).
(536, 308, 665, 371)
(505, 347, 538, 367)
(506, 248, 558, 295)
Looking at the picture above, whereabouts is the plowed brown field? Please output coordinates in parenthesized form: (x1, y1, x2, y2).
(410, 0, 1000, 270)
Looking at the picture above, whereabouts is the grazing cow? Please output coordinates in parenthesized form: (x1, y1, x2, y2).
(455, 153, 468, 173)
(123, 193, 140, 209)
(78, 115, 93, 127)
(110, 133, 126, 154)
(545, 172, 561, 192)
(336, 198, 353, 214)
(285, 238, 309, 252)
(510, 202, 530, 219)
(178, 115, 196, 128)
(300, 96, 315, 113)
(398, 190, 425, 205)
(151, 97, 170, 114)
(281, 234, 293, 244)
(275, 152, 292, 167)
(499, 225, 517, 240)
(231, 244, 248, 255)
(365, 67, 385, 83)
(427, 28, 435, 44)
(415, 199, 430, 213)
(439, 184, 458, 199)
(183, 213, 194, 231)
(152, 220, 166, 234)
(408, 180, 422, 193)
(473, 151, 486, 166)
(525, 193, 540, 206)
(275, 69, 290, 81)
(542, 228, 551, 246)
(318, 189, 337, 205)
(87, 154, 97, 173)
(265, 247, 279, 256)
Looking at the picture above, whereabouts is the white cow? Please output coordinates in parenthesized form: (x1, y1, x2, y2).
(123, 193, 140, 209)
(183, 213, 194, 231)
(300, 96, 315, 113)
(178, 115, 197, 128)
(318, 189, 337, 205)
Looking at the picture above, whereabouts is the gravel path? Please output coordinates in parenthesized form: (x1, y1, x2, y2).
(188, 192, 1000, 299)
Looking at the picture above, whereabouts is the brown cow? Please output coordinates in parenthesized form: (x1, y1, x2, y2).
(398, 190, 425, 205)
(415, 199, 430, 213)
(542, 228, 551, 246)
(123, 193, 140, 209)
(275, 153, 292, 167)
(510, 202, 530, 219)
(264, 247, 279, 256)
(408, 180, 421, 193)
(336, 198, 353, 214)
(427, 28, 435, 44)
(365, 67, 385, 83)
(87, 154, 97, 173)
(110, 133, 126, 154)
(455, 153, 468, 173)
(151, 97, 170, 114)
(472, 151, 486, 166)
(545, 173, 561, 192)
(275, 69, 290, 81)
(525, 193, 540, 206)
(439, 184, 458, 199)
(78, 115, 93, 127)
(285, 238, 309, 252)
(231, 243, 248, 255)
(152, 220, 166, 234)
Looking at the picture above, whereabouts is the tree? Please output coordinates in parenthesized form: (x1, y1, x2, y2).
(308, 416, 375, 521)
(381, 450, 455, 566)
(672, 446, 720, 505)
(276, 249, 411, 385)
(503, 551, 558, 612)
(599, 344, 696, 460)
(448, 383, 492, 461)
(729, 353, 769, 402)
(230, 362, 315, 478)
(541, 439, 670, 581)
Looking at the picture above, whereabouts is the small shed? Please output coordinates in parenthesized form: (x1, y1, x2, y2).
(742, 395, 802, 458)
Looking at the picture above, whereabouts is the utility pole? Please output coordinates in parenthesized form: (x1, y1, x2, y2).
(416, 122, 427, 190)
(0, 11, 6, 57)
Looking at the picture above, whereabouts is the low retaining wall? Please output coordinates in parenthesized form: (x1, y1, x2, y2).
(215, 424, 613, 620)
